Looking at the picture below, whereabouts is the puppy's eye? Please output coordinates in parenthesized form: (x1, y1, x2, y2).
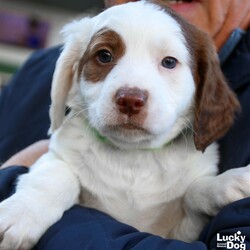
(96, 50, 113, 64)
(161, 57, 178, 69)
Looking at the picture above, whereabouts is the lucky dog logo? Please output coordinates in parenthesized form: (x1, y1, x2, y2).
(216, 231, 246, 250)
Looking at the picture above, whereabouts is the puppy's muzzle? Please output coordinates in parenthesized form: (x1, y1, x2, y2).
(115, 87, 148, 116)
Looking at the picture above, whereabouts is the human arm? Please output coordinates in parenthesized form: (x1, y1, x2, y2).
(1, 140, 49, 168)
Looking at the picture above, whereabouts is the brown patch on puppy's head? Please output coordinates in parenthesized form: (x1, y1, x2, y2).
(78, 29, 126, 83)
(50, 26, 126, 133)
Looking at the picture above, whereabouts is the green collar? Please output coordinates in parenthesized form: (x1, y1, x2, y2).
(91, 127, 114, 146)
(90, 127, 173, 151)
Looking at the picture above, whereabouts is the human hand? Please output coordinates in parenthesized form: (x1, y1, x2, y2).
(1, 140, 49, 168)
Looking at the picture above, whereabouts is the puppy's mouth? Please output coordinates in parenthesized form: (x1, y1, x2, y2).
(118, 123, 146, 131)
(102, 122, 151, 144)
(107, 123, 149, 134)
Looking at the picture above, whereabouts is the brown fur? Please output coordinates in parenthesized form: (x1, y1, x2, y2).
(78, 29, 126, 83)
(192, 37, 240, 151)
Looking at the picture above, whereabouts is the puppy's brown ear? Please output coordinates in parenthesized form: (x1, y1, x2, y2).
(50, 18, 93, 132)
(192, 31, 240, 151)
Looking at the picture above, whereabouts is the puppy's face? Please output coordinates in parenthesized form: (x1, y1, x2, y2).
(79, 4, 194, 149)
(50, 2, 239, 151)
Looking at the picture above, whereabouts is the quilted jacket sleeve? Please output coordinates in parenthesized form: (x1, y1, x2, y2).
(0, 47, 60, 164)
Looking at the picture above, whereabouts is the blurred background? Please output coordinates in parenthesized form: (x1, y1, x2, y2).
(0, 0, 104, 89)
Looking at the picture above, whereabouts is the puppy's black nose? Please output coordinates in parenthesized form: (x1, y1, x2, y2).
(115, 87, 148, 116)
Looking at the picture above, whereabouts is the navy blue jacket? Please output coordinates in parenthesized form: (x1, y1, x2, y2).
(0, 28, 250, 249)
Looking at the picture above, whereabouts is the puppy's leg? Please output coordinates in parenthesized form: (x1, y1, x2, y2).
(185, 165, 250, 216)
(176, 165, 250, 241)
(0, 153, 80, 250)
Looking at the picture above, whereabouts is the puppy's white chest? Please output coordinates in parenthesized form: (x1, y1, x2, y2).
(69, 138, 217, 236)
(78, 150, 183, 233)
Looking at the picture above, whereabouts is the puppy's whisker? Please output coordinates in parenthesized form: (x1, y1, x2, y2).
(179, 128, 188, 150)
(84, 120, 94, 136)
(72, 108, 89, 118)
(62, 106, 90, 128)
(181, 117, 196, 136)
(70, 100, 89, 110)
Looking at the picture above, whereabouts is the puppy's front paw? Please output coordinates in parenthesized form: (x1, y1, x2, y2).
(219, 165, 250, 205)
(0, 196, 45, 250)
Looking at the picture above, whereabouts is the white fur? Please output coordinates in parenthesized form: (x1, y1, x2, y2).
(0, 2, 250, 249)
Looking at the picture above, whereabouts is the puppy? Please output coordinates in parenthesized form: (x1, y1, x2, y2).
(0, 1, 249, 249)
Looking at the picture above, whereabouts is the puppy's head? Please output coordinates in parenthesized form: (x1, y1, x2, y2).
(50, 1, 239, 151)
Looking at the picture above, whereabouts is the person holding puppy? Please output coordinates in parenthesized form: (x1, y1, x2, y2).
(0, 0, 250, 249)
